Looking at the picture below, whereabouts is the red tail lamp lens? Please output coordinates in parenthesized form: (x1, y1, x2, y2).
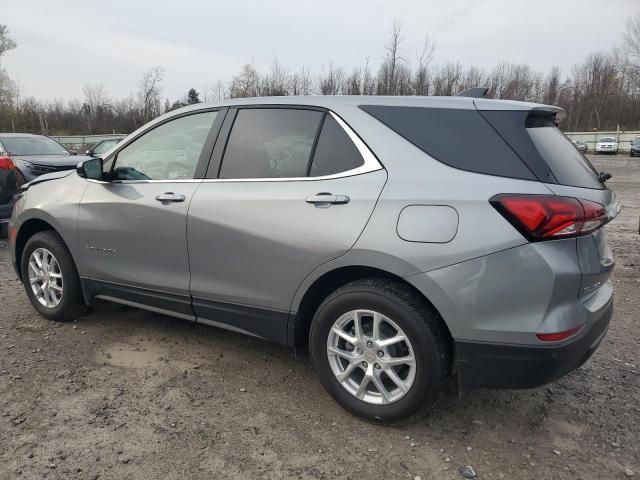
(491, 194, 608, 241)
(0, 156, 15, 170)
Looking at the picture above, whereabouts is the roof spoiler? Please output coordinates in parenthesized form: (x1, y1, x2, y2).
(457, 87, 489, 98)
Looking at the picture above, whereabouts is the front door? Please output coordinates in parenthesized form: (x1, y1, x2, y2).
(187, 107, 386, 342)
(77, 110, 221, 317)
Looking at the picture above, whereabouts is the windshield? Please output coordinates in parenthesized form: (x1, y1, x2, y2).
(633, 138, 640, 145)
(92, 139, 120, 155)
(598, 137, 615, 143)
(1, 136, 69, 156)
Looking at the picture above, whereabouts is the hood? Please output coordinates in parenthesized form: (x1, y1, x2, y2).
(19, 169, 75, 192)
(13, 154, 93, 167)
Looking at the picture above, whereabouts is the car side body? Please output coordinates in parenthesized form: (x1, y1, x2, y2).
(8, 95, 617, 421)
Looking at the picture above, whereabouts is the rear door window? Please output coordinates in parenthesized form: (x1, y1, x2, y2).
(309, 115, 364, 177)
(219, 108, 323, 179)
(527, 125, 603, 189)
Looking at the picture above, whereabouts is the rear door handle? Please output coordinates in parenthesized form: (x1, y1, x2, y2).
(305, 193, 350, 207)
(155, 192, 186, 204)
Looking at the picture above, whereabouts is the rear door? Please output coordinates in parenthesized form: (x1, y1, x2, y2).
(187, 107, 386, 342)
(77, 110, 223, 317)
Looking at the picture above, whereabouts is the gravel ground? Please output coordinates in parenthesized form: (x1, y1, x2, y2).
(0, 155, 638, 480)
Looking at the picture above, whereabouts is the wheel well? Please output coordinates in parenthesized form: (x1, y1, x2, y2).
(14, 219, 55, 281)
(291, 266, 452, 348)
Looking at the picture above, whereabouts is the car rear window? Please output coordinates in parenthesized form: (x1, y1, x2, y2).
(527, 124, 603, 189)
(359, 105, 536, 180)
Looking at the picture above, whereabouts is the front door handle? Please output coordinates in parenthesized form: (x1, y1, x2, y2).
(155, 192, 186, 204)
(305, 192, 350, 207)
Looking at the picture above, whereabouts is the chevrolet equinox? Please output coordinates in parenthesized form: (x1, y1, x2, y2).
(9, 96, 617, 422)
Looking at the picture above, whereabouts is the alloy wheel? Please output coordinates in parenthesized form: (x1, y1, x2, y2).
(28, 248, 63, 308)
(327, 309, 416, 405)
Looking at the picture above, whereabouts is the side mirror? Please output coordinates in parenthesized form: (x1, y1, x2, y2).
(77, 157, 104, 180)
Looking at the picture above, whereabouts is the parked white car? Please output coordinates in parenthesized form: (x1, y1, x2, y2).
(595, 136, 618, 154)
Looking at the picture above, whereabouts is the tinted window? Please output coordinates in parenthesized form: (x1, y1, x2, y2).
(112, 111, 217, 181)
(1, 136, 69, 156)
(527, 126, 603, 189)
(310, 115, 364, 176)
(360, 106, 535, 180)
(219, 108, 323, 179)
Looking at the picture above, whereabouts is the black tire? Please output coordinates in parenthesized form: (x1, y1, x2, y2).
(0, 223, 7, 239)
(309, 278, 451, 423)
(20, 230, 86, 322)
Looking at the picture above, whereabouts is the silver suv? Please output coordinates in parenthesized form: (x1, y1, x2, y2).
(9, 96, 617, 422)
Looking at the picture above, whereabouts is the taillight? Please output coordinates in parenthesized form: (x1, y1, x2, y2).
(0, 155, 15, 170)
(491, 194, 609, 241)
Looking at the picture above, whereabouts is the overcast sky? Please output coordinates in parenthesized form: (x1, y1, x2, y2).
(2, 0, 638, 102)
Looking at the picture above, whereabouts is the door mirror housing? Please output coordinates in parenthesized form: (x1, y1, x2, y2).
(77, 157, 104, 180)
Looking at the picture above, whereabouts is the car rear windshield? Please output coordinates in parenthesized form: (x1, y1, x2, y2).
(1, 136, 69, 156)
(527, 123, 603, 189)
(360, 105, 536, 180)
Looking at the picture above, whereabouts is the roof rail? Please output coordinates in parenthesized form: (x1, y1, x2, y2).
(457, 87, 489, 98)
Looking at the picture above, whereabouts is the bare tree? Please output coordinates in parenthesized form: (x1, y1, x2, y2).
(261, 58, 289, 96)
(622, 14, 640, 89)
(82, 83, 109, 133)
(377, 20, 408, 95)
(138, 66, 164, 122)
(319, 63, 345, 95)
(229, 64, 260, 98)
(0, 24, 17, 58)
(413, 35, 436, 96)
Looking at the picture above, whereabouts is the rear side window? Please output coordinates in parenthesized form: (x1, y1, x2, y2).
(527, 125, 603, 189)
(360, 105, 535, 180)
(219, 108, 323, 179)
(310, 115, 364, 177)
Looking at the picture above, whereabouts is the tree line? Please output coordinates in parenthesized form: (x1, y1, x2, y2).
(1, 18, 640, 136)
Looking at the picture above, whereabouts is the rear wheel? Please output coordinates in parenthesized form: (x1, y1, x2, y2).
(0, 223, 7, 239)
(309, 278, 451, 423)
(21, 231, 85, 321)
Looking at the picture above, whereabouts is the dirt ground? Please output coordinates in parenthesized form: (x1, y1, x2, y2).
(0, 155, 638, 480)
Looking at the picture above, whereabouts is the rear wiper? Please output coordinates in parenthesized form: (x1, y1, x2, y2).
(598, 172, 612, 183)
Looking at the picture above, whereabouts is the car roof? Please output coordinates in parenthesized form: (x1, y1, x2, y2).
(170, 95, 561, 114)
(0, 133, 47, 138)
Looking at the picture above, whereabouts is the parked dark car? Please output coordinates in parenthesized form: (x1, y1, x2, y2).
(630, 137, 640, 157)
(85, 138, 124, 157)
(0, 134, 92, 183)
(574, 140, 588, 153)
(0, 144, 21, 238)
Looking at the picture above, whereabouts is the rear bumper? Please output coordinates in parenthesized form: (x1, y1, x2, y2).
(455, 293, 612, 390)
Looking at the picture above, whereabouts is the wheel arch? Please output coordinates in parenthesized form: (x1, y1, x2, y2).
(288, 264, 453, 348)
(14, 217, 64, 282)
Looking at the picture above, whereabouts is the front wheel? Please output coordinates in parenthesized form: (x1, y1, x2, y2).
(309, 279, 451, 423)
(21, 231, 86, 321)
